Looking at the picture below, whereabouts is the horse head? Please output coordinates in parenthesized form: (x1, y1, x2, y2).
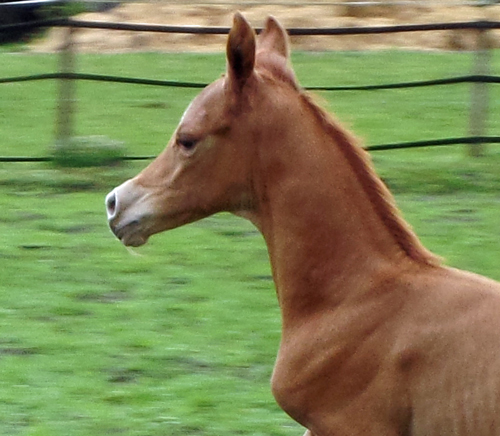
(105, 14, 296, 246)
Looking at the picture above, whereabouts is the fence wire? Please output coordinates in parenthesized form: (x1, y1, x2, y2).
(0, 17, 498, 162)
(1, 71, 500, 91)
(2, 137, 500, 164)
(2, 17, 500, 34)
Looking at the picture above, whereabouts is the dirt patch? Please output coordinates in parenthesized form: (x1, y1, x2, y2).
(31, 1, 500, 53)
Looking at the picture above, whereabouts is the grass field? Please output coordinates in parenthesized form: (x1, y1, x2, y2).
(0, 49, 499, 435)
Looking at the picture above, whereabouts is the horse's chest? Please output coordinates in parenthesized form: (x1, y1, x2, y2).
(270, 324, 399, 432)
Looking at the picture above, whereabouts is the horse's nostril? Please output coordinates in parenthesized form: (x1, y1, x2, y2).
(105, 190, 117, 218)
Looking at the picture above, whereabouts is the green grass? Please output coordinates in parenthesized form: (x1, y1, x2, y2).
(0, 50, 499, 435)
(0, 188, 290, 436)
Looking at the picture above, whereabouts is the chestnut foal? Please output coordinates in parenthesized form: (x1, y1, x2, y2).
(106, 13, 500, 436)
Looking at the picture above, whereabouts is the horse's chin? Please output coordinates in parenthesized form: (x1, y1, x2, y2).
(121, 233, 149, 247)
(112, 222, 150, 247)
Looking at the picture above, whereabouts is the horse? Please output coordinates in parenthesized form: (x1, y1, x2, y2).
(106, 13, 500, 436)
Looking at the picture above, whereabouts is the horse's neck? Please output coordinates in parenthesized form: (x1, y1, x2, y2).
(250, 107, 409, 321)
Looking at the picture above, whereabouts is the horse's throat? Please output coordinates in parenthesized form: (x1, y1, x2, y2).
(258, 174, 401, 314)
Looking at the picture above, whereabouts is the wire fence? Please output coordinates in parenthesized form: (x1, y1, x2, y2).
(2, 71, 499, 90)
(0, 16, 499, 161)
(4, 17, 500, 34)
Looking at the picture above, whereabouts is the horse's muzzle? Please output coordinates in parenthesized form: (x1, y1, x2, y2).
(105, 180, 151, 247)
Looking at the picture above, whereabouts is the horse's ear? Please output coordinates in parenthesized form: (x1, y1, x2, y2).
(255, 16, 297, 87)
(257, 16, 289, 60)
(226, 13, 256, 90)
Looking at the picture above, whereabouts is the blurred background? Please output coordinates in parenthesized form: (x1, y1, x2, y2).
(0, 1, 499, 435)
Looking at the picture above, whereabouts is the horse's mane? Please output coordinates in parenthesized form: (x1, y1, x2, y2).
(299, 91, 441, 267)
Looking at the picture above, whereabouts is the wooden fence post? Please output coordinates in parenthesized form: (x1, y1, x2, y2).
(55, 25, 76, 148)
(468, 26, 492, 157)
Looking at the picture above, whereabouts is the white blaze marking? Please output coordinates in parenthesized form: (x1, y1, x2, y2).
(180, 101, 194, 125)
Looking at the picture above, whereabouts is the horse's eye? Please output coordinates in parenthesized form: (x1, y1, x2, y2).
(176, 136, 198, 152)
